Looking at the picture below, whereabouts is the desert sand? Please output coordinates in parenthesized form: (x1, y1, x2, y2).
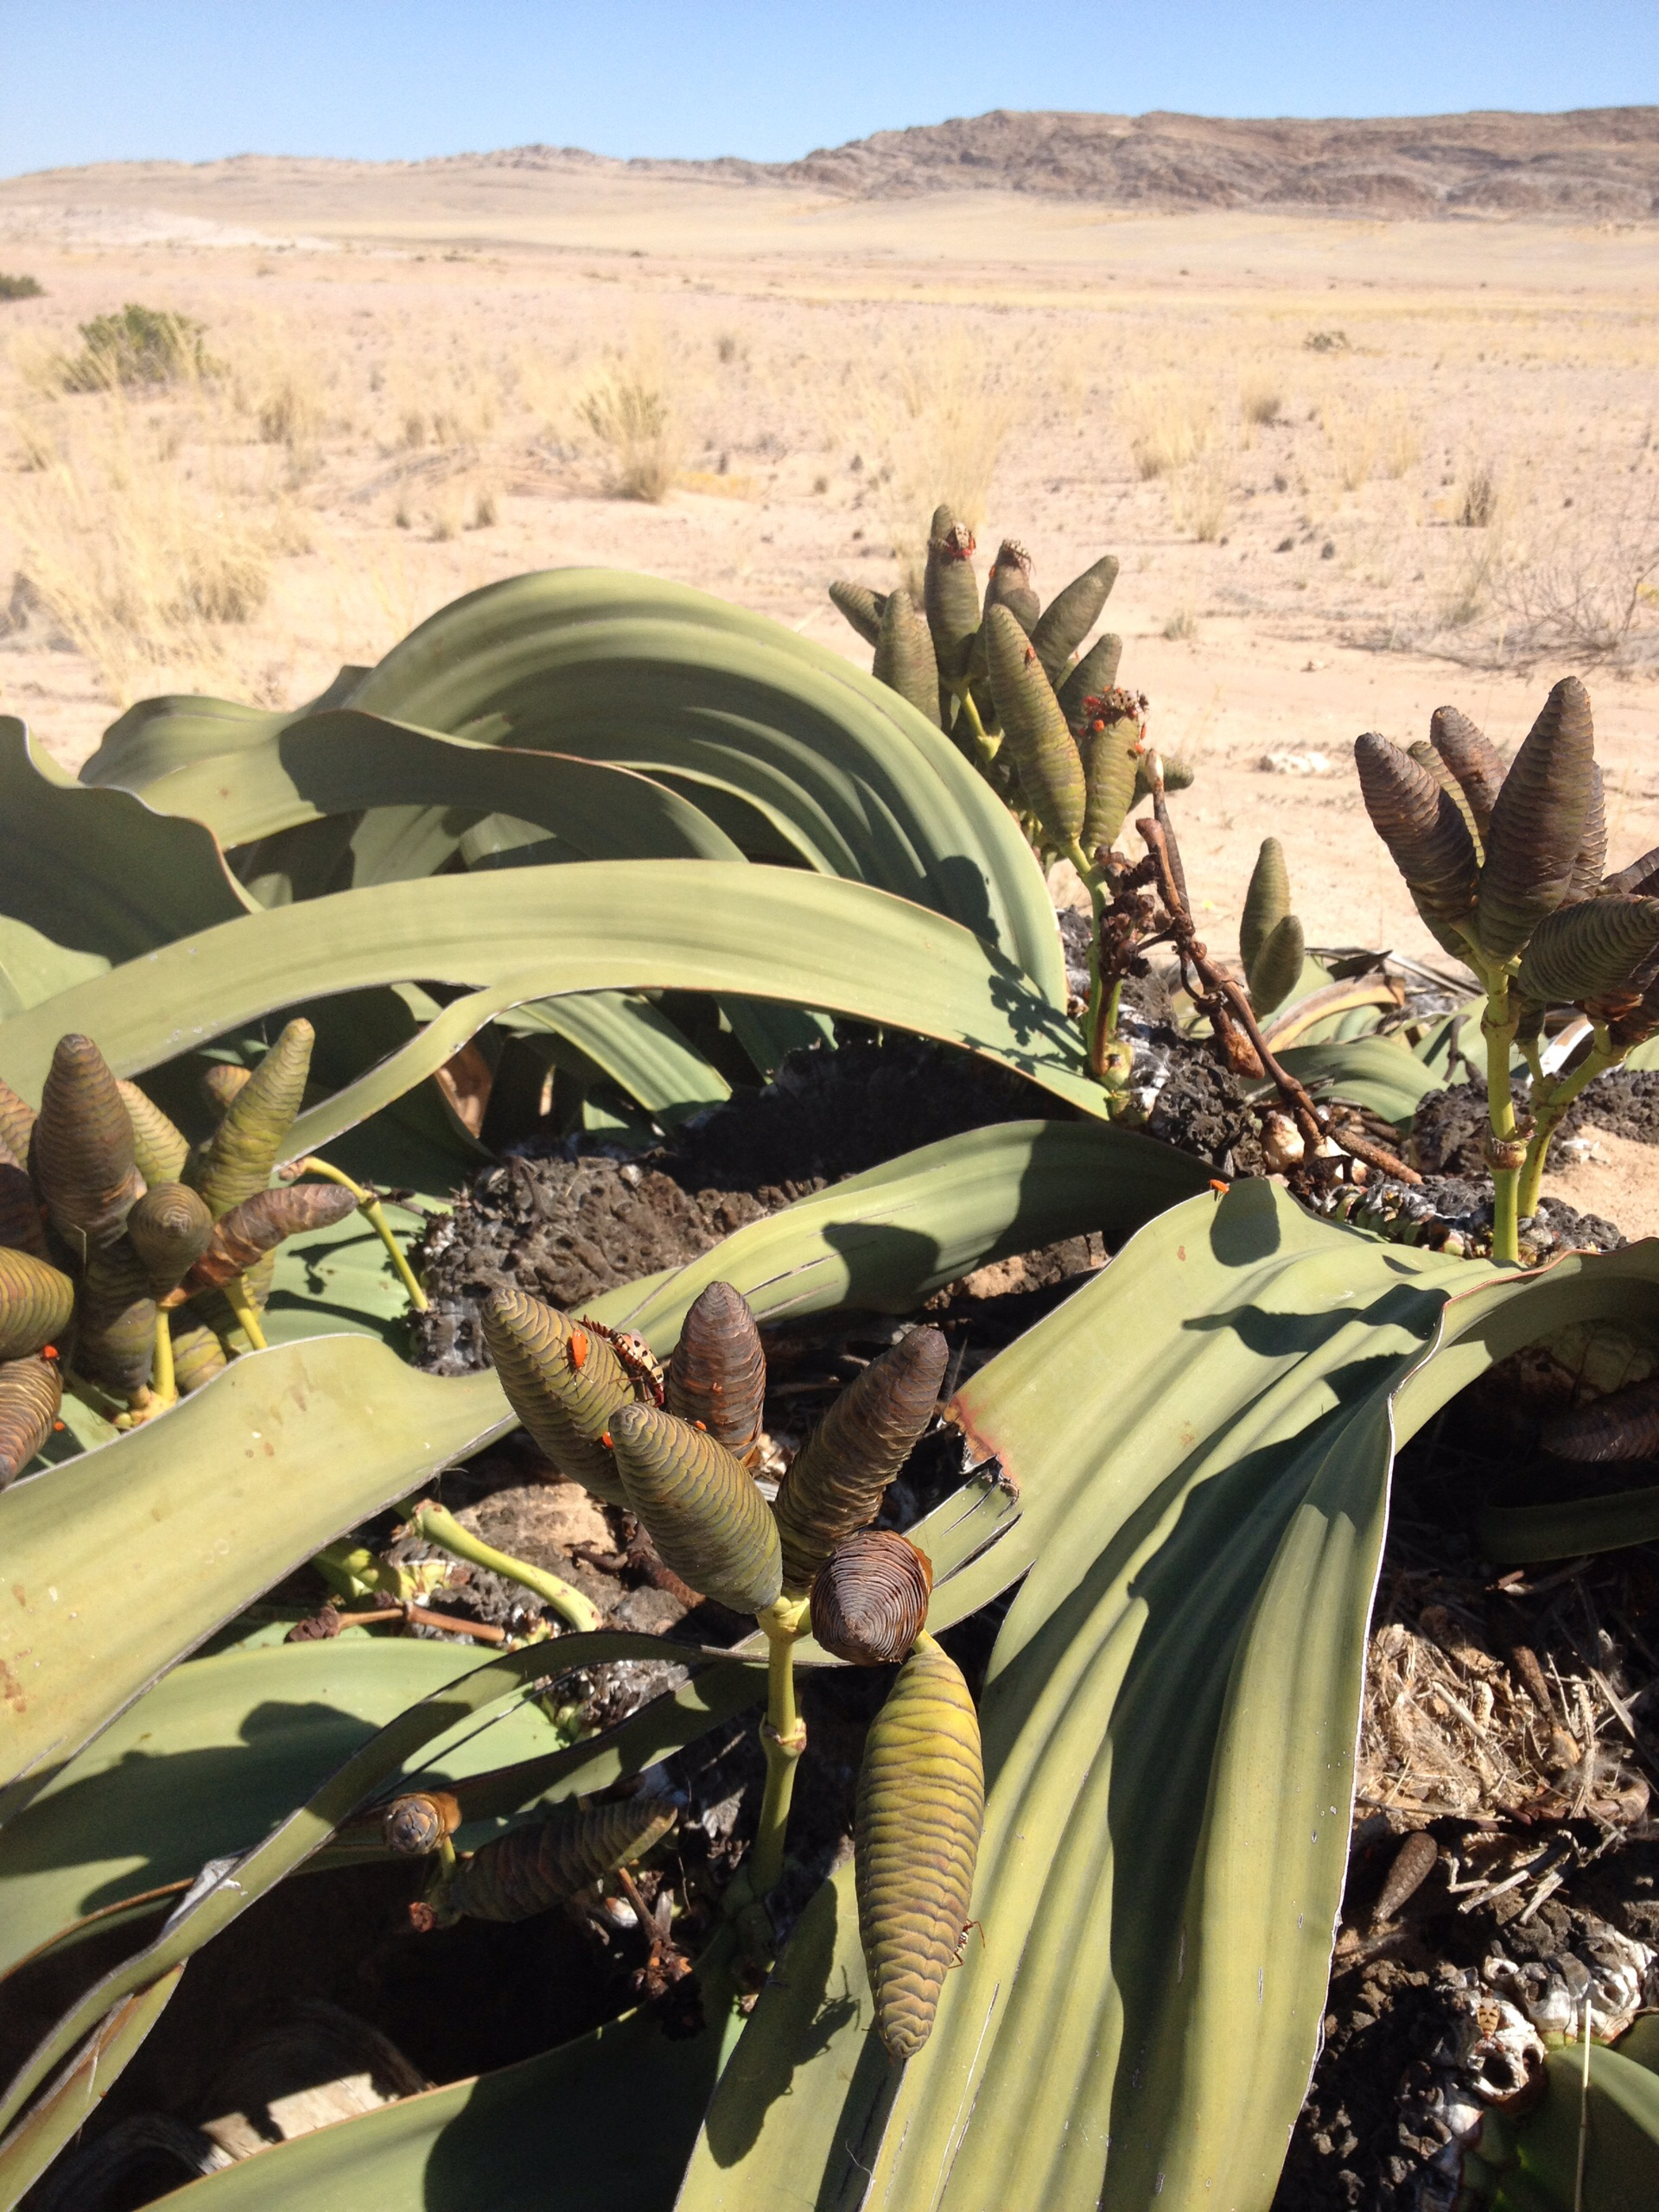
(1, 133, 1656, 1001)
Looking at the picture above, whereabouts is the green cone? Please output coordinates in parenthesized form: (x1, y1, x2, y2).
(188, 1019, 315, 1218)
(982, 604, 1086, 852)
(481, 1289, 636, 1504)
(1239, 838, 1291, 976)
(1029, 554, 1120, 685)
(873, 587, 943, 728)
(608, 1402, 782, 1613)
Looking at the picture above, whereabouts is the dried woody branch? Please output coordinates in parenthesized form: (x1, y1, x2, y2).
(1122, 756, 1420, 1189)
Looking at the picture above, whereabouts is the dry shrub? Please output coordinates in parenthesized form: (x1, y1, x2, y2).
(56, 304, 214, 393)
(576, 336, 677, 502)
(1458, 462, 1502, 529)
(1239, 372, 1283, 429)
(10, 388, 272, 701)
(844, 327, 1018, 569)
(1168, 449, 1231, 543)
(1497, 474, 1659, 668)
(1119, 372, 1217, 480)
(1321, 394, 1421, 492)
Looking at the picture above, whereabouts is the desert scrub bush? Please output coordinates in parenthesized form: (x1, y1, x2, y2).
(0, 273, 44, 302)
(55, 302, 216, 392)
(576, 340, 677, 501)
(1239, 372, 1283, 429)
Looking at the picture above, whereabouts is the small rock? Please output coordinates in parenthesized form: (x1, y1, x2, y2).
(1258, 749, 1334, 776)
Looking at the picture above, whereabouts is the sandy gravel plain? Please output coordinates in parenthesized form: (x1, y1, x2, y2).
(0, 152, 1655, 1005)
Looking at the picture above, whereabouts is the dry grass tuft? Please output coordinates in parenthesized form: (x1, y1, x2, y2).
(1168, 449, 1231, 543)
(576, 338, 678, 502)
(1321, 393, 1421, 492)
(844, 327, 1018, 570)
(1240, 373, 1283, 429)
(1120, 372, 1217, 480)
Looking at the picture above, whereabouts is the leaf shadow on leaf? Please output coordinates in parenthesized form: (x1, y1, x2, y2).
(1182, 1281, 1443, 1363)
(1207, 1176, 1282, 1265)
(700, 1878, 876, 2175)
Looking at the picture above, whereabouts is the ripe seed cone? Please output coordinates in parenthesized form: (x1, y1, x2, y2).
(1515, 894, 1659, 1013)
(0, 1154, 48, 1258)
(772, 1325, 949, 1594)
(609, 1402, 782, 1612)
(169, 1318, 228, 1396)
(0, 1075, 35, 1166)
(1248, 913, 1306, 1016)
(188, 1019, 314, 1219)
(1428, 705, 1506, 848)
(127, 1183, 215, 1296)
(74, 1237, 156, 1399)
(0, 1354, 60, 1488)
(810, 1530, 932, 1665)
(873, 588, 943, 729)
(1029, 553, 1119, 685)
(1408, 740, 1484, 856)
(829, 580, 887, 649)
(186, 1183, 358, 1292)
(1604, 843, 1659, 899)
(1078, 710, 1141, 859)
(382, 1790, 461, 1857)
(0, 1247, 75, 1359)
(1239, 838, 1291, 975)
(33, 1033, 142, 1259)
(480, 1289, 635, 1503)
(855, 1632, 984, 2063)
(1543, 1376, 1659, 1463)
(1568, 764, 1608, 903)
(982, 606, 1086, 853)
(665, 1280, 766, 1468)
(1475, 677, 1596, 963)
(1058, 633, 1125, 724)
(448, 1794, 677, 1923)
(200, 1063, 254, 1118)
(116, 1082, 188, 1186)
(923, 519, 981, 686)
(1353, 734, 1480, 955)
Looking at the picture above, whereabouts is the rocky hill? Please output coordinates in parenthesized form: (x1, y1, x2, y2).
(474, 106, 1659, 219)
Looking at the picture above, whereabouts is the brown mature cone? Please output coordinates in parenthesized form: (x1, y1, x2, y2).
(0, 1353, 61, 1488)
(772, 1325, 949, 1592)
(1567, 764, 1608, 903)
(33, 1033, 143, 1259)
(127, 1183, 215, 1297)
(185, 1183, 359, 1292)
(0, 1075, 36, 1166)
(1605, 842, 1659, 899)
(0, 1145, 47, 1258)
(664, 1281, 766, 1468)
(810, 1530, 933, 1665)
(200, 1063, 255, 1118)
(1475, 677, 1596, 963)
(1353, 734, 1480, 957)
(1428, 705, 1506, 847)
(74, 1236, 156, 1400)
(1515, 893, 1659, 1014)
(1542, 1374, 1659, 1462)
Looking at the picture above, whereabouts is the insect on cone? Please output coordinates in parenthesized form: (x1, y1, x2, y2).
(447, 1795, 677, 1923)
(608, 1402, 782, 1614)
(32, 1033, 142, 1258)
(855, 1632, 984, 2062)
(982, 605, 1086, 854)
(664, 1280, 766, 1468)
(772, 1324, 949, 1593)
(480, 1289, 636, 1504)
(1058, 632, 1125, 725)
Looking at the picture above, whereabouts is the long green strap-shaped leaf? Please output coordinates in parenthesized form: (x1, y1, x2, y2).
(0, 1120, 1198, 1816)
(0, 862, 1095, 1117)
(0, 1967, 185, 2209)
(342, 569, 1065, 1000)
(0, 719, 251, 964)
(676, 1188, 1659, 2212)
(0, 1631, 757, 2171)
(138, 711, 747, 861)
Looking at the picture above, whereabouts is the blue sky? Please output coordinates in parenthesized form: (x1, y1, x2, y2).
(4, 1, 1655, 176)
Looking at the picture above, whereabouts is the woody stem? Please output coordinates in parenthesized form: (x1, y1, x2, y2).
(751, 1596, 809, 1901)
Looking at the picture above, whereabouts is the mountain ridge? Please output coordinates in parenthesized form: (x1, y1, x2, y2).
(8, 107, 1658, 220)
